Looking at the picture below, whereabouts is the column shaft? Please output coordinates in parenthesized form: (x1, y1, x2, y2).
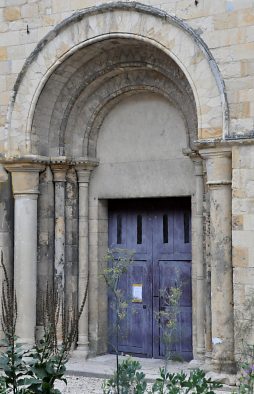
(5, 163, 44, 344)
(14, 194, 38, 343)
(76, 168, 91, 356)
(193, 157, 205, 360)
(200, 148, 235, 373)
(51, 165, 68, 294)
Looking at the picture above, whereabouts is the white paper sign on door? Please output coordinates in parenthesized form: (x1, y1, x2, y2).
(132, 284, 142, 303)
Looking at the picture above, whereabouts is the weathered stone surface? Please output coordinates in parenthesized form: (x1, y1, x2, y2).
(1, 0, 254, 377)
(3, 7, 21, 22)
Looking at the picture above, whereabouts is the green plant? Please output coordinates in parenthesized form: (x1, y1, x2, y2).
(0, 251, 89, 393)
(237, 357, 254, 394)
(234, 291, 254, 393)
(0, 252, 40, 393)
(149, 368, 222, 394)
(103, 248, 134, 394)
(102, 357, 147, 394)
(0, 336, 41, 394)
(155, 282, 182, 371)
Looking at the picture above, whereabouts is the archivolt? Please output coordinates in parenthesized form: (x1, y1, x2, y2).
(32, 38, 197, 158)
(6, 2, 227, 156)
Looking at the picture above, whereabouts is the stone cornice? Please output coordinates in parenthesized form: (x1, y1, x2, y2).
(0, 155, 99, 167)
(75, 158, 99, 184)
(199, 147, 232, 160)
(4, 162, 46, 173)
(194, 136, 254, 150)
(3, 162, 46, 195)
(0, 155, 49, 166)
(199, 147, 232, 186)
(50, 163, 69, 182)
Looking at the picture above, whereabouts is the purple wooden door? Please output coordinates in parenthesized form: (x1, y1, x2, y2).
(108, 199, 192, 360)
(108, 204, 153, 357)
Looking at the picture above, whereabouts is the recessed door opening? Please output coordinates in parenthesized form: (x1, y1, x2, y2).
(108, 198, 192, 360)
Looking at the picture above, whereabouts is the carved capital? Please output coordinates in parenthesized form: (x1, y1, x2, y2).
(4, 162, 45, 196)
(199, 147, 232, 186)
(51, 164, 69, 182)
(75, 158, 99, 184)
(191, 154, 203, 177)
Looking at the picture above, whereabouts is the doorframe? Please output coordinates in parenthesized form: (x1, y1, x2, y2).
(94, 196, 202, 361)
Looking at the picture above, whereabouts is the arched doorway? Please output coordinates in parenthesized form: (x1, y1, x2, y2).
(30, 37, 197, 356)
(1, 3, 234, 371)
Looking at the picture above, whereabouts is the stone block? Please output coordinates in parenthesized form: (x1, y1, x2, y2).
(234, 267, 254, 285)
(0, 47, 7, 61)
(243, 214, 254, 231)
(214, 11, 238, 30)
(238, 8, 254, 26)
(232, 230, 253, 247)
(232, 188, 247, 199)
(3, 7, 21, 22)
(241, 60, 254, 76)
(229, 102, 250, 118)
(246, 181, 254, 197)
(239, 88, 254, 102)
(233, 283, 246, 306)
(21, 4, 39, 18)
(232, 246, 249, 268)
(232, 214, 243, 230)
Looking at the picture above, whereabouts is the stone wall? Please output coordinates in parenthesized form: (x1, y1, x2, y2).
(1, 0, 254, 369)
(0, 0, 254, 145)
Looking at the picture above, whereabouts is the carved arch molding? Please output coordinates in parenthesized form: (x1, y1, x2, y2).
(4, 2, 228, 157)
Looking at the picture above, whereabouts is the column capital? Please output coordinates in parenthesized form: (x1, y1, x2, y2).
(199, 147, 232, 186)
(199, 147, 232, 160)
(4, 162, 45, 196)
(75, 159, 99, 184)
(191, 155, 204, 177)
(51, 164, 69, 182)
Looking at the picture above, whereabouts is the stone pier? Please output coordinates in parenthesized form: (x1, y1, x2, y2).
(201, 148, 235, 373)
(75, 160, 98, 357)
(192, 156, 205, 361)
(4, 162, 45, 344)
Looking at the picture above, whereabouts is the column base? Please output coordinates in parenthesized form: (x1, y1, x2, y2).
(212, 358, 237, 374)
(206, 371, 237, 386)
(72, 343, 90, 359)
(188, 359, 204, 370)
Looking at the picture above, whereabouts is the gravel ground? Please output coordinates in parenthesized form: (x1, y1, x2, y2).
(55, 375, 105, 393)
(55, 375, 153, 393)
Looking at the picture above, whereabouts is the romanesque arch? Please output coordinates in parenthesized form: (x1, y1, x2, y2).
(0, 3, 236, 373)
(4, 2, 228, 157)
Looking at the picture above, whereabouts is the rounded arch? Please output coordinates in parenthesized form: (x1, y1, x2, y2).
(6, 2, 228, 156)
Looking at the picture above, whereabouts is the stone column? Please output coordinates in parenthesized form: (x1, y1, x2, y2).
(75, 162, 97, 357)
(51, 164, 68, 294)
(200, 147, 235, 373)
(5, 162, 45, 344)
(192, 156, 205, 360)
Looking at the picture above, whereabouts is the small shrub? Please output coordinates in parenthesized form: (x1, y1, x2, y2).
(237, 349, 254, 394)
(149, 368, 223, 394)
(0, 252, 89, 393)
(102, 358, 147, 394)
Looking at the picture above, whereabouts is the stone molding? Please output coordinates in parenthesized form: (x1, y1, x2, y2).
(4, 162, 46, 195)
(51, 164, 69, 183)
(5, 2, 227, 156)
(199, 148, 232, 187)
(76, 161, 99, 184)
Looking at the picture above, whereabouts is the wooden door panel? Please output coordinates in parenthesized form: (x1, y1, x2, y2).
(108, 198, 192, 360)
(108, 208, 153, 357)
(157, 260, 192, 360)
(118, 261, 152, 355)
(108, 210, 127, 249)
(173, 210, 191, 258)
